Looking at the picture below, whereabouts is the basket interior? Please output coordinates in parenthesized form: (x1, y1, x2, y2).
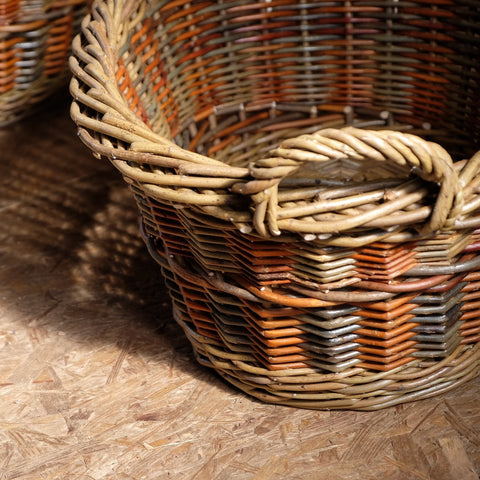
(118, 0, 480, 166)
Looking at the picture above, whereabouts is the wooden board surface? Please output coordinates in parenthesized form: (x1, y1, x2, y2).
(0, 93, 479, 480)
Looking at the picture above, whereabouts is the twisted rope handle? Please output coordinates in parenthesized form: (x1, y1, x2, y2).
(244, 127, 468, 237)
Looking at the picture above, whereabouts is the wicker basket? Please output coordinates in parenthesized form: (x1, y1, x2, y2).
(0, 0, 90, 126)
(70, 0, 480, 410)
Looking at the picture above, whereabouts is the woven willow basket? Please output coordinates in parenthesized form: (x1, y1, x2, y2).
(0, 0, 90, 125)
(70, 0, 480, 410)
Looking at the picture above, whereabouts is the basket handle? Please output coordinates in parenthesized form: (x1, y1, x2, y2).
(239, 127, 467, 237)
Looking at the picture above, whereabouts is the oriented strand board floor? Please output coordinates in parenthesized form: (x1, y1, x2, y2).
(1, 95, 479, 480)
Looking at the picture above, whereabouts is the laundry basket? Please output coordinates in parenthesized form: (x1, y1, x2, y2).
(0, 0, 90, 125)
(70, 0, 480, 410)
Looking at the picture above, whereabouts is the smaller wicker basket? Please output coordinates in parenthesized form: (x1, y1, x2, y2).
(70, 0, 480, 410)
(0, 0, 90, 126)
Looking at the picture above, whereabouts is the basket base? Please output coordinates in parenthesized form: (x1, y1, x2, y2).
(175, 308, 480, 411)
(137, 211, 480, 410)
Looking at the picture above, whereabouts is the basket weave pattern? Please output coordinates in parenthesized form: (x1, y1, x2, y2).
(71, 0, 480, 410)
(0, 0, 90, 125)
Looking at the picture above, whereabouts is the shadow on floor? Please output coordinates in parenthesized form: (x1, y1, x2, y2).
(0, 91, 220, 384)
